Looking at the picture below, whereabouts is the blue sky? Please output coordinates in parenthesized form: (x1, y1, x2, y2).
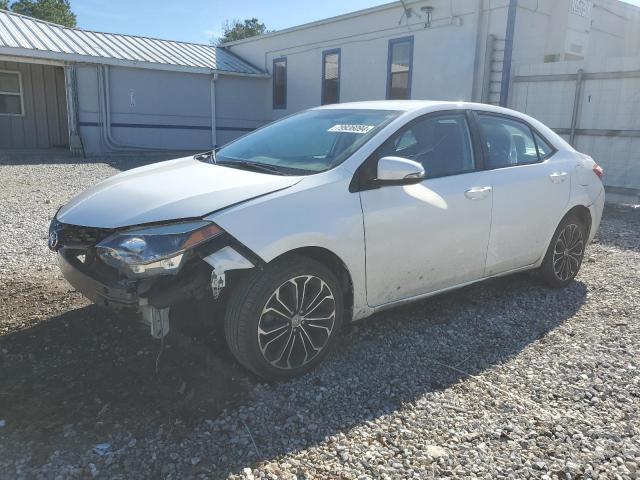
(73, 0, 391, 44)
(73, 0, 640, 45)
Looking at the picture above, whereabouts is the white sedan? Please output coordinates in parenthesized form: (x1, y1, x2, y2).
(49, 101, 605, 380)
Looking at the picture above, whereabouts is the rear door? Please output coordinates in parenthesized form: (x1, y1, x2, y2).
(358, 111, 493, 306)
(473, 112, 571, 275)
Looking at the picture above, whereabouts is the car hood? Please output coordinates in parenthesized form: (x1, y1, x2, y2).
(57, 157, 302, 229)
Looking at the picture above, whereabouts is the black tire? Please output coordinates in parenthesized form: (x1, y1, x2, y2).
(224, 254, 344, 380)
(539, 214, 586, 288)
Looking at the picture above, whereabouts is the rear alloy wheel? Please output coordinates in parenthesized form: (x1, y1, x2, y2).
(539, 214, 586, 288)
(224, 255, 343, 380)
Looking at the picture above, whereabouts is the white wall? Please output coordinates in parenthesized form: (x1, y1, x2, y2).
(228, 0, 640, 119)
(76, 65, 268, 153)
(228, 0, 483, 120)
(214, 75, 270, 145)
(512, 0, 640, 64)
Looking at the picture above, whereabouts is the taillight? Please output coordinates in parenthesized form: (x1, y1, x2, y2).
(593, 164, 604, 180)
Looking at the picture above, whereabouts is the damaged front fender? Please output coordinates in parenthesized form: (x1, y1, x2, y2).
(203, 246, 255, 299)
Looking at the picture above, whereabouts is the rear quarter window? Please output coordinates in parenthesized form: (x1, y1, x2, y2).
(533, 131, 555, 160)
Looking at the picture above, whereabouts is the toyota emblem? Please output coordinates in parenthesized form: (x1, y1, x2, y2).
(48, 230, 59, 250)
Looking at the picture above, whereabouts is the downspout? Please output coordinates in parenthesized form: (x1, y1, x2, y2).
(470, 0, 485, 102)
(499, 0, 518, 107)
(210, 72, 218, 148)
(64, 64, 84, 157)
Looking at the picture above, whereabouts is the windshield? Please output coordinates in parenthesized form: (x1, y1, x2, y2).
(216, 109, 401, 174)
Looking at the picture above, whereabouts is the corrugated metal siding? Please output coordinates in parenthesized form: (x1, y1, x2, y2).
(0, 9, 263, 75)
(510, 60, 640, 192)
(0, 60, 68, 149)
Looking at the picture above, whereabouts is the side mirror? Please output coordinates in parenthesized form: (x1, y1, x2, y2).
(376, 156, 425, 185)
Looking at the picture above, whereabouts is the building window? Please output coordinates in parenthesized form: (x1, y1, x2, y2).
(273, 57, 287, 109)
(386, 36, 413, 100)
(0, 70, 23, 116)
(322, 48, 340, 105)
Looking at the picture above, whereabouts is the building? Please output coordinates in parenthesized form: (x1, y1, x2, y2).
(225, 0, 640, 118)
(223, 0, 640, 200)
(1, 1, 639, 199)
(0, 8, 268, 153)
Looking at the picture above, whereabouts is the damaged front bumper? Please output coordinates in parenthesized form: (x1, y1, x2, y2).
(58, 250, 139, 310)
(55, 227, 258, 338)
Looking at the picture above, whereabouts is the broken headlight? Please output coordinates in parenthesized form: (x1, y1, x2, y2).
(96, 221, 222, 278)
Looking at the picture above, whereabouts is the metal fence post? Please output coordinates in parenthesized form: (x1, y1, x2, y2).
(569, 68, 584, 146)
(64, 64, 84, 157)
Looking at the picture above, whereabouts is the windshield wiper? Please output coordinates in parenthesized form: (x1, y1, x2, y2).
(216, 160, 284, 175)
(194, 146, 218, 164)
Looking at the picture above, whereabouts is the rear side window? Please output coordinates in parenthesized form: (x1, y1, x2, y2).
(375, 113, 475, 178)
(533, 131, 554, 160)
(477, 114, 540, 168)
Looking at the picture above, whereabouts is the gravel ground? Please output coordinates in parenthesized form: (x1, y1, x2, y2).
(0, 152, 180, 278)
(0, 155, 638, 479)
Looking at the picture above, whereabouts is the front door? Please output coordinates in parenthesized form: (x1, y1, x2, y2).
(359, 112, 493, 307)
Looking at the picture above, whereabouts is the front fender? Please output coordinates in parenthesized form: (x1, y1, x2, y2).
(206, 169, 371, 321)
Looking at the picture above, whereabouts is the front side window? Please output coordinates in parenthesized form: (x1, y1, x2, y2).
(322, 49, 340, 105)
(273, 58, 287, 109)
(375, 113, 475, 178)
(387, 37, 413, 100)
(0, 71, 23, 116)
(477, 114, 541, 169)
(217, 109, 400, 174)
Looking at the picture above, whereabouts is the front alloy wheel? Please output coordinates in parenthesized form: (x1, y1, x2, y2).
(258, 275, 336, 370)
(224, 255, 343, 380)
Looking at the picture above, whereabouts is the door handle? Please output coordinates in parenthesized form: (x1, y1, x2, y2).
(549, 172, 568, 183)
(464, 186, 492, 200)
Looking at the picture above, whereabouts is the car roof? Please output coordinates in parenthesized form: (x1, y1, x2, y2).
(314, 100, 523, 116)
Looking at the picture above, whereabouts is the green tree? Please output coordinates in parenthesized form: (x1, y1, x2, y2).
(0, 0, 9, 9)
(9, 0, 76, 27)
(217, 18, 268, 45)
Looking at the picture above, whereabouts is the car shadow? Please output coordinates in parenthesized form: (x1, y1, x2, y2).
(0, 297, 252, 467)
(0, 272, 586, 475)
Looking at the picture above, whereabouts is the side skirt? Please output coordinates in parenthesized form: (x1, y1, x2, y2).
(368, 263, 539, 315)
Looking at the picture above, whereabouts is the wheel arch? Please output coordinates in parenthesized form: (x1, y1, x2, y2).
(563, 204, 592, 238)
(536, 203, 593, 269)
(270, 246, 355, 320)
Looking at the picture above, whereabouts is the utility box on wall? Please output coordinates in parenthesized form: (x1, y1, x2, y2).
(545, 0, 593, 63)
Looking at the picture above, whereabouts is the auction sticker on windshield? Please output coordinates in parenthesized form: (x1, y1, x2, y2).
(328, 124, 375, 134)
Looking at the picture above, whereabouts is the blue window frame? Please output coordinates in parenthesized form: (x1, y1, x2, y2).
(273, 57, 287, 109)
(386, 36, 414, 100)
(321, 48, 341, 105)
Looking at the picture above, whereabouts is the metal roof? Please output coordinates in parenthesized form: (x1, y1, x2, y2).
(0, 9, 265, 76)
